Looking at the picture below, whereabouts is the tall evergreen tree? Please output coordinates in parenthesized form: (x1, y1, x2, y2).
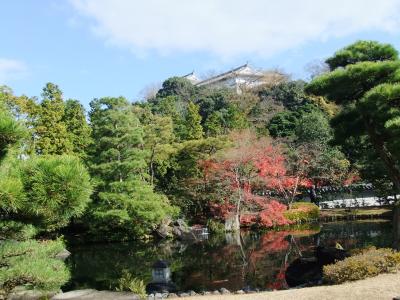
(63, 99, 92, 159)
(34, 83, 72, 155)
(87, 97, 177, 240)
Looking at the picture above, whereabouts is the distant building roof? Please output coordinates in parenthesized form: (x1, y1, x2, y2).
(182, 71, 200, 84)
(195, 63, 263, 87)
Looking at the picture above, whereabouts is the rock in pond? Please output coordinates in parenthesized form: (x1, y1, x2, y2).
(55, 249, 71, 261)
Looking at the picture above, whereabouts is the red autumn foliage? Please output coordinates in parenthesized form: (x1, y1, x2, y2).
(259, 200, 292, 227)
(199, 131, 312, 227)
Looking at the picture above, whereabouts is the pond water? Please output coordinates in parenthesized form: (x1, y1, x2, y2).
(63, 220, 393, 292)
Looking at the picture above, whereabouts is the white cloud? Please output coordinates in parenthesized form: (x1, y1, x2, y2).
(0, 58, 27, 83)
(69, 0, 400, 58)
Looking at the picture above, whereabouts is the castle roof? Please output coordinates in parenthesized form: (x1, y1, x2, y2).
(195, 63, 263, 87)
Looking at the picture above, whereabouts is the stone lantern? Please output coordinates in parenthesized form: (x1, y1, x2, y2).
(152, 260, 171, 283)
(146, 260, 177, 293)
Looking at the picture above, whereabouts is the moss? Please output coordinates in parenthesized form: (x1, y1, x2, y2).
(284, 202, 320, 223)
(0, 239, 70, 293)
(323, 247, 400, 284)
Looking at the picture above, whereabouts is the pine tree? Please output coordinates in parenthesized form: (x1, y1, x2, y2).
(87, 97, 177, 240)
(63, 99, 92, 158)
(306, 40, 400, 191)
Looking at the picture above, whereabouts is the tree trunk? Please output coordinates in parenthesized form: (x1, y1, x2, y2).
(225, 214, 240, 232)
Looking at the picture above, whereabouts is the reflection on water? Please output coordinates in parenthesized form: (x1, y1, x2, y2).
(64, 220, 392, 292)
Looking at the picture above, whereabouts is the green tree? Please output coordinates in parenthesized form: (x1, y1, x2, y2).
(183, 102, 203, 140)
(143, 114, 175, 185)
(204, 111, 224, 136)
(306, 40, 400, 191)
(267, 111, 298, 138)
(18, 155, 92, 231)
(155, 77, 196, 100)
(0, 96, 92, 233)
(156, 137, 228, 218)
(0, 95, 25, 161)
(87, 97, 177, 240)
(34, 83, 72, 155)
(151, 95, 186, 140)
(259, 80, 310, 111)
(63, 99, 92, 158)
(291, 110, 350, 186)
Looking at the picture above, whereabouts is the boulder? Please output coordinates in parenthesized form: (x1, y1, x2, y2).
(219, 288, 230, 295)
(167, 293, 178, 298)
(55, 249, 71, 261)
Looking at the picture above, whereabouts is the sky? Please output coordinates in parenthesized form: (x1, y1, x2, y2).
(1, 0, 400, 108)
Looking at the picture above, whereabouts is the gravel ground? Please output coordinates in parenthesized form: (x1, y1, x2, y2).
(179, 272, 400, 300)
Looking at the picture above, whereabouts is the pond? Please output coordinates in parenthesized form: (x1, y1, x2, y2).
(63, 220, 393, 292)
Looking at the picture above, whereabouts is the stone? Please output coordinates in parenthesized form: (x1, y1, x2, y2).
(201, 291, 211, 295)
(177, 293, 189, 297)
(188, 290, 196, 296)
(219, 288, 230, 295)
(51, 289, 141, 300)
(235, 290, 245, 294)
(167, 293, 178, 298)
(211, 290, 220, 295)
(7, 290, 42, 300)
(7, 290, 60, 300)
(154, 292, 163, 299)
(51, 289, 96, 299)
(55, 249, 71, 261)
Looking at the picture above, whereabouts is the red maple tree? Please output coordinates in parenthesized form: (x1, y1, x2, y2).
(199, 131, 311, 228)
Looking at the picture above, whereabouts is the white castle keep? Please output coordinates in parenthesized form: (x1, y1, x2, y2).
(182, 63, 275, 94)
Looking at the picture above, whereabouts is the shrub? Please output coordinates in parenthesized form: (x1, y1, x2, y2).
(115, 270, 146, 299)
(284, 202, 319, 223)
(207, 219, 225, 234)
(323, 247, 400, 284)
(0, 239, 70, 293)
(259, 200, 292, 227)
(86, 180, 178, 241)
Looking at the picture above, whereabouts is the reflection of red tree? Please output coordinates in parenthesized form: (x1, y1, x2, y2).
(248, 231, 290, 267)
(247, 230, 319, 290)
(267, 265, 288, 290)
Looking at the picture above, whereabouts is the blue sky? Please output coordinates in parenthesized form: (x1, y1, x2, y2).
(1, 0, 400, 109)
